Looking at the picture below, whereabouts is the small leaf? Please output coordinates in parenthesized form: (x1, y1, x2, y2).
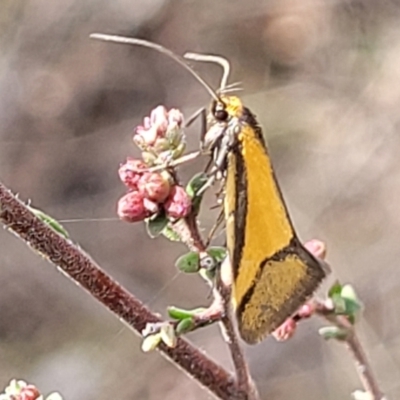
(318, 326, 348, 341)
(162, 225, 181, 242)
(199, 267, 216, 282)
(160, 324, 177, 348)
(186, 173, 208, 197)
(168, 306, 206, 320)
(146, 214, 168, 238)
(207, 247, 227, 263)
(330, 294, 347, 314)
(141, 333, 162, 352)
(343, 298, 362, 318)
(175, 252, 200, 273)
(330, 284, 362, 321)
(28, 206, 69, 238)
(186, 173, 208, 214)
(176, 318, 195, 335)
(328, 281, 343, 298)
(341, 284, 360, 303)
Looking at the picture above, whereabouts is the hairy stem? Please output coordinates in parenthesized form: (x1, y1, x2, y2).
(0, 181, 249, 400)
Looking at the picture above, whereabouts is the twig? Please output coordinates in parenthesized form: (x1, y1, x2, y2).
(315, 301, 386, 400)
(173, 207, 257, 398)
(216, 277, 259, 400)
(0, 181, 249, 400)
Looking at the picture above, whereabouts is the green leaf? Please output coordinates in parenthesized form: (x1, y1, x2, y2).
(28, 206, 70, 238)
(328, 281, 343, 298)
(176, 318, 195, 335)
(161, 225, 181, 241)
(175, 252, 200, 273)
(331, 294, 347, 314)
(207, 247, 227, 263)
(199, 267, 216, 282)
(168, 306, 206, 320)
(146, 214, 168, 238)
(341, 284, 360, 303)
(344, 298, 362, 317)
(318, 326, 348, 341)
(186, 173, 208, 197)
(329, 283, 362, 322)
(186, 173, 208, 215)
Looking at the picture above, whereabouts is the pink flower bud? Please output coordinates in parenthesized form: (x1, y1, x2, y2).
(138, 172, 171, 203)
(167, 108, 184, 127)
(117, 191, 151, 222)
(20, 385, 41, 400)
(143, 198, 160, 214)
(133, 106, 185, 153)
(272, 318, 297, 341)
(150, 105, 169, 126)
(304, 239, 327, 260)
(134, 125, 158, 147)
(164, 185, 192, 219)
(297, 302, 316, 319)
(134, 106, 169, 147)
(118, 158, 147, 189)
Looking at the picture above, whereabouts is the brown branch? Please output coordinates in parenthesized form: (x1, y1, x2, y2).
(0, 181, 249, 400)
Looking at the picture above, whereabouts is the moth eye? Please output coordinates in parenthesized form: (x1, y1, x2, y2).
(214, 108, 229, 122)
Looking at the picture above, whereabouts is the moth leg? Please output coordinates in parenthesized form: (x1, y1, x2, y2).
(147, 150, 201, 172)
(206, 208, 225, 246)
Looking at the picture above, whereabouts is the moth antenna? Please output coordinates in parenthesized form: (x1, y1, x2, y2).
(220, 81, 243, 95)
(90, 33, 220, 102)
(183, 53, 231, 92)
(220, 87, 243, 95)
(224, 81, 242, 90)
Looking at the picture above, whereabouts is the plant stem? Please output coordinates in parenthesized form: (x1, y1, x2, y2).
(315, 301, 386, 400)
(175, 207, 257, 398)
(0, 181, 249, 400)
(216, 279, 259, 400)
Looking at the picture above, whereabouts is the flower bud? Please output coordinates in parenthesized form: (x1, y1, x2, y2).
(143, 198, 160, 214)
(272, 318, 297, 341)
(20, 385, 41, 400)
(133, 106, 185, 155)
(166, 109, 184, 147)
(118, 158, 147, 189)
(153, 138, 170, 153)
(297, 302, 316, 319)
(138, 171, 171, 203)
(117, 191, 150, 222)
(164, 185, 192, 219)
(304, 239, 327, 260)
(134, 106, 169, 148)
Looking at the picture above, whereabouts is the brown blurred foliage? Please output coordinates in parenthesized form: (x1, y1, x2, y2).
(1, 0, 400, 399)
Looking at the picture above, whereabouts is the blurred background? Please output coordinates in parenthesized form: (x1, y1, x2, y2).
(1, 0, 400, 398)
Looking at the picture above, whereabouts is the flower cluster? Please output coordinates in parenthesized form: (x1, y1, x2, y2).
(0, 380, 61, 400)
(117, 106, 192, 223)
